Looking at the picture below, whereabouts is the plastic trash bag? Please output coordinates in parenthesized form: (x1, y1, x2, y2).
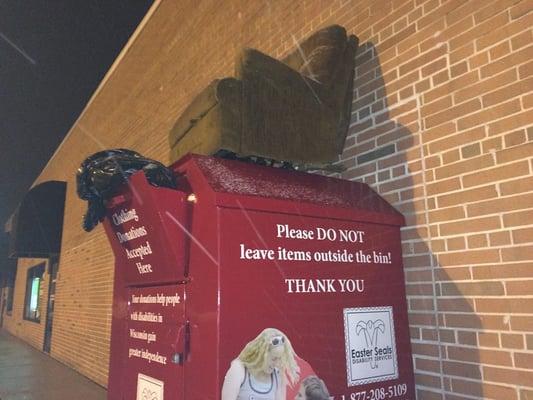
(76, 149, 177, 232)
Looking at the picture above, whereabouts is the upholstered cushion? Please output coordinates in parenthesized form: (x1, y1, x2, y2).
(283, 25, 347, 84)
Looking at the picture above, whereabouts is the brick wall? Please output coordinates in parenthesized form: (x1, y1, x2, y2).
(11, 0, 531, 397)
(341, 1, 532, 399)
(3, 258, 49, 351)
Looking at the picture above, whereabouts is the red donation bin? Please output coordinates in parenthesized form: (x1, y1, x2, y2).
(103, 154, 415, 400)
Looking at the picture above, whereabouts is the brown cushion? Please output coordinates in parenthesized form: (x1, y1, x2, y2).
(283, 25, 347, 84)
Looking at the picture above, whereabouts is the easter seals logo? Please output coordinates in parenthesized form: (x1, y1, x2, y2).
(137, 373, 164, 400)
(343, 306, 398, 386)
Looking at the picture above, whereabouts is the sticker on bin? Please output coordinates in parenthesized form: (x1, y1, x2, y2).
(137, 373, 164, 400)
(343, 306, 398, 386)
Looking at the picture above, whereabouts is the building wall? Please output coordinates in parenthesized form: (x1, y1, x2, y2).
(21, 0, 532, 397)
(2, 258, 49, 351)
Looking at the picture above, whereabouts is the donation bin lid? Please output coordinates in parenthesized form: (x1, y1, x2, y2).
(173, 154, 404, 226)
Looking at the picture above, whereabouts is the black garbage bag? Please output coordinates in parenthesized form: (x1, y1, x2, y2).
(76, 149, 177, 232)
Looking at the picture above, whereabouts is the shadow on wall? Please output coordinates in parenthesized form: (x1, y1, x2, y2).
(342, 42, 483, 400)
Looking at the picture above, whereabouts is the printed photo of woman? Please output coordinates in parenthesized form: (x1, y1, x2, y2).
(221, 328, 300, 400)
(294, 376, 330, 400)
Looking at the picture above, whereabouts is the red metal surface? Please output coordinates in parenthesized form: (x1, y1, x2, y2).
(104, 154, 415, 400)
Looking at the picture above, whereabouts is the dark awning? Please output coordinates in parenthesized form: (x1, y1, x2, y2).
(6, 181, 66, 258)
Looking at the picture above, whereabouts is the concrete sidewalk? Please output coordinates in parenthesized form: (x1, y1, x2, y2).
(0, 329, 107, 400)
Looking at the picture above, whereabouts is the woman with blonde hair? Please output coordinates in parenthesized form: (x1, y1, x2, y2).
(221, 328, 300, 400)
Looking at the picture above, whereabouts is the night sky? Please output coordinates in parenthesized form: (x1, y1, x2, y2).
(0, 1, 152, 271)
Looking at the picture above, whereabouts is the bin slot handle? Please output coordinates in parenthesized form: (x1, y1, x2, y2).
(172, 320, 190, 365)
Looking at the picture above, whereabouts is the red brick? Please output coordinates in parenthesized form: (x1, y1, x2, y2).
(476, 298, 533, 314)
(513, 227, 533, 244)
(524, 91, 533, 107)
(422, 95, 453, 117)
(416, 389, 442, 400)
(428, 126, 486, 155)
(422, 122, 457, 143)
(424, 71, 479, 104)
(441, 281, 504, 296)
(457, 99, 521, 131)
(482, 136, 503, 153)
(469, 50, 489, 69)
(478, 7, 533, 49)
(472, 263, 531, 285)
(480, 44, 533, 79)
(511, 29, 532, 50)
(467, 234, 487, 248)
(489, 110, 533, 135)
(467, 193, 533, 218)
(510, 0, 533, 19)
(495, 141, 533, 163)
(444, 360, 481, 379)
(372, 0, 414, 35)
(483, 78, 533, 107)
(416, 357, 441, 373)
(450, 11, 509, 51)
(439, 215, 501, 236)
(474, 0, 516, 24)
(439, 329, 456, 343)
(432, 69, 449, 86)
(442, 149, 461, 164)
(378, 23, 416, 52)
(437, 298, 474, 312)
(438, 248, 500, 266)
(434, 186, 498, 207)
(455, 68, 516, 104)
(446, 237, 466, 251)
(519, 389, 533, 400)
(501, 244, 533, 262)
(411, 342, 441, 357)
(506, 280, 533, 295)
(448, 346, 512, 366)
(450, 61, 468, 78)
(387, 99, 417, 119)
(503, 210, 533, 227)
(483, 366, 533, 386)
(478, 332, 500, 347)
(450, 378, 484, 397)
(511, 316, 533, 331)
(446, 314, 511, 330)
(434, 266, 471, 281)
(435, 154, 494, 180)
(418, 0, 468, 30)
(488, 231, 512, 246)
(404, 253, 432, 269)
(399, 85, 414, 100)
(457, 330, 477, 346)
(501, 333, 524, 349)
(415, 372, 442, 388)
(406, 283, 435, 296)
(409, 312, 437, 326)
(450, 42, 475, 65)
(527, 334, 533, 350)
(483, 384, 519, 400)
(519, 59, 533, 79)
(422, 328, 439, 341)
(504, 130, 527, 147)
(387, 70, 420, 94)
(462, 160, 530, 188)
(357, 120, 395, 143)
(410, 297, 436, 311)
(489, 40, 511, 61)
(400, 47, 447, 77)
(428, 206, 465, 223)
